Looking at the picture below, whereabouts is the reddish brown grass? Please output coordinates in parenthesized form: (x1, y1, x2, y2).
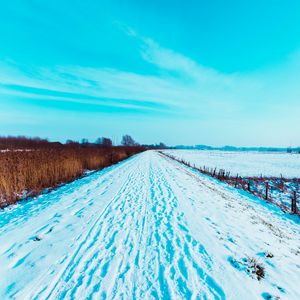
(0, 146, 144, 208)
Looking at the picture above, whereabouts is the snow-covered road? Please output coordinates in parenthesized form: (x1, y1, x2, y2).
(0, 151, 299, 299)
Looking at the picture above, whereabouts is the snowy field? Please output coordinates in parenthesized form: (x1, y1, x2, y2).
(0, 151, 299, 299)
(164, 150, 300, 178)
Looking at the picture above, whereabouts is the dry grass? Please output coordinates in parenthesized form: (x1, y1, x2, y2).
(0, 146, 144, 208)
(247, 257, 265, 281)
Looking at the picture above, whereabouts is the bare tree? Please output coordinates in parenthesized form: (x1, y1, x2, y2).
(159, 142, 167, 149)
(66, 139, 79, 145)
(95, 137, 113, 147)
(102, 137, 112, 147)
(121, 135, 137, 146)
(95, 138, 102, 145)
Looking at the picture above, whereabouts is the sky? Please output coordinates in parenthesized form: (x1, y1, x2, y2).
(0, 0, 300, 146)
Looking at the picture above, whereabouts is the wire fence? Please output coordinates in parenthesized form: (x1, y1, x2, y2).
(160, 152, 299, 216)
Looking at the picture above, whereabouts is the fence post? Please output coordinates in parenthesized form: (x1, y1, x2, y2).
(247, 180, 251, 192)
(235, 175, 238, 188)
(265, 182, 269, 200)
(291, 191, 297, 214)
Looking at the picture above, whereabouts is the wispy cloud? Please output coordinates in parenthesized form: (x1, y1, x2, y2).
(1, 28, 300, 125)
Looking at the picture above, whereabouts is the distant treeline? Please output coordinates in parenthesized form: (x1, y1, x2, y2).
(0, 135, 146, 208)
(169, 145, 300, 153)
(1, 136, 298, 153)
(0, 135, 168, 150)
(0, 135, 135, 149)
(0, 136, 55, 149)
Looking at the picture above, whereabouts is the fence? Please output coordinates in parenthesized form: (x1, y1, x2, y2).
(160, 152, 299, 216)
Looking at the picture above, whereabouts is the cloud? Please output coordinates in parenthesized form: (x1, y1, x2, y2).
(1, 30, 300, 126)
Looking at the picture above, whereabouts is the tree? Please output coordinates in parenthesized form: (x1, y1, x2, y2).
(102, 137, 112, 147)
(66, 139, 79, 146)
(121, 135, 136, 146)
(95, 138, 102, 145)
(81, 138, 89, 145)
(95, 137, 113, 147)
(159, 142, 167, 149)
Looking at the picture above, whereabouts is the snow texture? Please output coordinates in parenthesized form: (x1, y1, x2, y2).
(164, 150, 300, 178)
(0, 151, 299, 299)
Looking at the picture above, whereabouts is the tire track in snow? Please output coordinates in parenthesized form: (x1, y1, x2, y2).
(31, 151, 225, 299)
(1, 151, 299, 300)
(158, 152, 300, 300)
(141, 157, 225, 299)
(0, 154, 142, 299)
(36, 160, 144, 299)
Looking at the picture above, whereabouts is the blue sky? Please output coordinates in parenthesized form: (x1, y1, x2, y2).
(0, 0, 300, 146)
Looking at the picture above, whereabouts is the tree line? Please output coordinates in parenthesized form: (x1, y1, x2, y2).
(0, 135, 168, 149)
(68, 135, 167, 148)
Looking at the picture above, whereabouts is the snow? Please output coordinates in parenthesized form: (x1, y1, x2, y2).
(0, 150, 299, 299)
(164, 150, 300, 178)
(0, 149, 33, 152)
